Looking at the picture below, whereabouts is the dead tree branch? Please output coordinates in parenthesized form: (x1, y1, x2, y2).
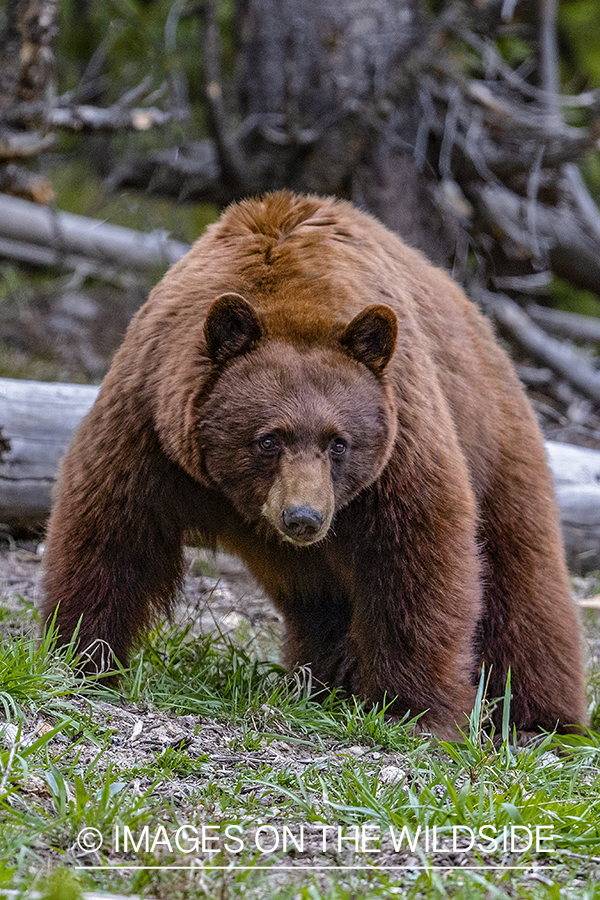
(0, 2, 178, 202)
(0, 103, 174, 133)
(481, 290, 600, 406)
(539, 0, 561, 118)
(476, 184, 600, 296)
(458, 27, 600, 110)
(106, 139, 232, 205)
(527, 304, 600, 343)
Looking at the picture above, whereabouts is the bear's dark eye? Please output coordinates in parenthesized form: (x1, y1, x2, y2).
(329, 437, 347, 457)
(258, 434, 280, 455)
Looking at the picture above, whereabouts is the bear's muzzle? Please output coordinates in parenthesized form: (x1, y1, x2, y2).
(261, 452, 334, 545)
(281, 504, 325, 541)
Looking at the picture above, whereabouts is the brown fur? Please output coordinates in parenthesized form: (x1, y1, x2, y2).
(42, 192, 588, 736)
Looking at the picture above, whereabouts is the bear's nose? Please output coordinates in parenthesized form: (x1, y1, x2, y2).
(281, 505, 324, 539)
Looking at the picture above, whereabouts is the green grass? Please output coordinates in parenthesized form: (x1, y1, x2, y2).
(118, 621, 421, 748)
(0, 606, 599, 899)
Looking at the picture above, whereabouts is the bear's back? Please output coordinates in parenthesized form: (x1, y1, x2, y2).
(129, 192, 529, 488)
(199, 191, 495, 363)
(205, 192, 522, 451)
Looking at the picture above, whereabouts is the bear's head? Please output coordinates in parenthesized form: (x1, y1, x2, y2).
(199, 293, 398, 546)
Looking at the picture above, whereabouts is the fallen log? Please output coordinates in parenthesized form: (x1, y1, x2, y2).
(1, 377, 600, 573)
(0, 193, 189, 273)
(0, 378, 98, 532)
(545, 442, 600, 574)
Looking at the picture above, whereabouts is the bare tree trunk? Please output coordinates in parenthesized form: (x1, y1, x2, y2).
(231, 0, 457, 262)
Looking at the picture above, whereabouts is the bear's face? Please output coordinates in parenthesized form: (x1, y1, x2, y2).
(198, 295, 398, 546)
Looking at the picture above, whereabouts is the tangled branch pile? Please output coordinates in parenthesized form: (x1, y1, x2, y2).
(2, 0, 600, 439)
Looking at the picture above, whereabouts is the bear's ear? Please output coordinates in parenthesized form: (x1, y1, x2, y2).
(341, 305, 398, 375)
(204, 293, 263, 364)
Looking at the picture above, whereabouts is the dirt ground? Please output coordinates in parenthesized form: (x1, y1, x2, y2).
(0, 543, 439, 877)
(1, 538, 599, 713)
(0, 541, 282, 648)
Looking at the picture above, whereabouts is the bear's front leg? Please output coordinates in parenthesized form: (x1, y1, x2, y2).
(333, 461, 482, 736)
(42, 393, 208, 673)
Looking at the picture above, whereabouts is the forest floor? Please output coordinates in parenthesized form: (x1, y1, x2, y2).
(1, 538, 600, 900)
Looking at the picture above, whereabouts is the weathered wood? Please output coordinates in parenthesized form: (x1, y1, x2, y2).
(527, 303, 600, 343)
(477, 184, 600, 297)
(545, 442, 600, 574)
(1, 377, 600, 573)
(0, 193, 188, 273)
(0, 378, 98, 531)
(482, 290, 600, 405)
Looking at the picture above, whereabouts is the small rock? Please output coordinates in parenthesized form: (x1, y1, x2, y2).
(379, 765, 406, 786)
(26, 774, 51, 797)
(0, 723, 19, 747)
(35, 720, 53, 736)
(130, 720, 143, 741)
(221, 611, 243, 630)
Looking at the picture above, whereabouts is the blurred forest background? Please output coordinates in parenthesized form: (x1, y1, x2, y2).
(3, 0, 600, 448)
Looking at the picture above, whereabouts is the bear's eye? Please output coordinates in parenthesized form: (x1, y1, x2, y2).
(258, 434, 280, 455)
(329, 437, 347, 457)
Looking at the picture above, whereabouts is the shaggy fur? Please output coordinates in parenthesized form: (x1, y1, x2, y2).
(42, 192, 588, 737)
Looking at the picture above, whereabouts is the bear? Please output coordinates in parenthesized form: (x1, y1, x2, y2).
(42, 191, 588, 738)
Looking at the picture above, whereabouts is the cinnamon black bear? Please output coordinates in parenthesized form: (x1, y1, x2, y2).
(42, 192, 587, 737)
